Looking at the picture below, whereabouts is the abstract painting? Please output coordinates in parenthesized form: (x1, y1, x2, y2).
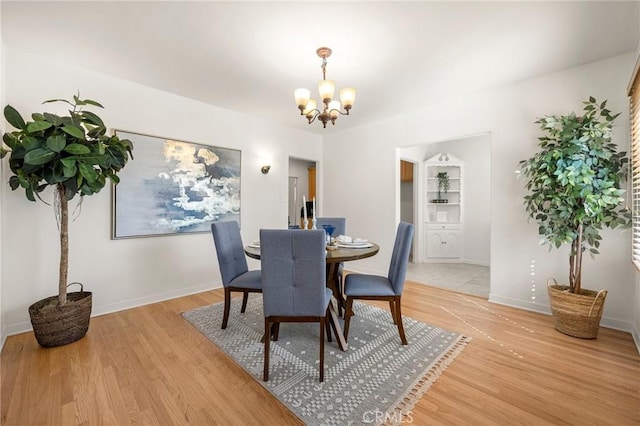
(112, 131, 241, 238)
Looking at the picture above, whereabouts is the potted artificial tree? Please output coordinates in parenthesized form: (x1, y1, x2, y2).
(1, 93, 133, 347)
(519, 97, 630, 338)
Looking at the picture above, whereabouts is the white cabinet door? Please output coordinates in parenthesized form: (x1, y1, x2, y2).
(426, 231, 461, 258)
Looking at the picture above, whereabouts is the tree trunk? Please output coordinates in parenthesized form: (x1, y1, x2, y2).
(58, 184, 69, 305)
(569, 224, 583, 294)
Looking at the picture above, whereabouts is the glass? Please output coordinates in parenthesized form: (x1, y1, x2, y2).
(322, 224, 335, 245)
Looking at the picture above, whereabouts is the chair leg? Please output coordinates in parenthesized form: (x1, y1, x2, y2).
(394, 297, 408, 345)
(325, 309, 333, 342)
(263, 318, 270, 381)
(222, 288, 231, 329)
(241, 291, 249, 313)
(343, 297, 354, 341)
(273, 323, 280, 341)
(389, 300, 397, 324)
(319, 318, 325, 382)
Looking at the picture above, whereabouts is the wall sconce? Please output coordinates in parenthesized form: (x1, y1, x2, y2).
(261, 165, 271, 174)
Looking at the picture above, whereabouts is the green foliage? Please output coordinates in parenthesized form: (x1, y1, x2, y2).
(1, 94, 134, 306)
(436, 172, 450, 193)
(0, 94, 133, 202)
(519, 97, 630, 292)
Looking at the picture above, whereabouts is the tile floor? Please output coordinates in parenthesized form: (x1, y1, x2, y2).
(405, 262, 490, 298)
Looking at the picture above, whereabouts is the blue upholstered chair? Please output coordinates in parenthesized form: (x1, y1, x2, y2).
(343, 222, 414, 345)
(260, 229, 333, 382)
(211, 221, 262, 329)
(315, 217, 346, 239)
(315, 217, 346, 314)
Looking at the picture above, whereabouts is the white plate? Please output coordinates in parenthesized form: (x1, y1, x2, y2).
(337, 242, 373, 249)
(338, 240, 368, 246)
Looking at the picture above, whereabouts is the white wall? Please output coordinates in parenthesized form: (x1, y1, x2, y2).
(0, 49, 322, 337)
(324, 52, 637, 333)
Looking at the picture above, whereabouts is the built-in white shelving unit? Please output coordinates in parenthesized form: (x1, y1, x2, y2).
(424, 153, 464, 260)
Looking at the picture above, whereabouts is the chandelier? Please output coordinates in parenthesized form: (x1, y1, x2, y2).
(294, 47, 356, 128)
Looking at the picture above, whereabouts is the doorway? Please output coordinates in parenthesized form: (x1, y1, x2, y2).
(400, 159, 417, 260)
(288, 157, 316, 228)
(397, 134, 491, 298)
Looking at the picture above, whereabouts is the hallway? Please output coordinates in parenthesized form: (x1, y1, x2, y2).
(405, 262, 490, 298)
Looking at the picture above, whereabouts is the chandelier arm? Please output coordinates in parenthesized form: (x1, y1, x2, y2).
(306, 109, 321, 124)
(328, 108, 351, 116)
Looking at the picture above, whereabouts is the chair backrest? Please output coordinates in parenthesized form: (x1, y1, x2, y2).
(315, 217, 346, 237)
(387, 222, 414, 295)
(211, 221, 249, 287)
(260, 229, 326, 317)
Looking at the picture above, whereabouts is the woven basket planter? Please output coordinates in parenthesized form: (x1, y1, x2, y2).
(28, 283, 92, 348)
(547, 278, 607, 339)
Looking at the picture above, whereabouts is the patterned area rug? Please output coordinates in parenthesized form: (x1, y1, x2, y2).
(182, 296, 469, 425)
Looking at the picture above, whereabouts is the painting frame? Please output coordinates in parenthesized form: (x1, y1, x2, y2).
(111, 130, 241, 239)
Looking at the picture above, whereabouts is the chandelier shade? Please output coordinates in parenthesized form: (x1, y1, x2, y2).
(295, 47, 356, 128)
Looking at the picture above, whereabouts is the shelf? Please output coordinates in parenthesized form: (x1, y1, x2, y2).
(427, 190, 461, 193)
(427, 202, 460, 205)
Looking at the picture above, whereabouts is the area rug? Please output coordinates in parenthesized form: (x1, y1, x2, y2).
(182, 296, 470, 425)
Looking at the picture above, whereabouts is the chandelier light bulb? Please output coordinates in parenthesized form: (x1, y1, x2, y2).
(329, 101, 341, 119)
(303, 99, 317, 117)
(340, 88, 356, 110)
(295, 88, 311, 110)
(318, 80, 335, 103)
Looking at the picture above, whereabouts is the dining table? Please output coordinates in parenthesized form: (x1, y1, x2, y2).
(244, 240, 380, 352)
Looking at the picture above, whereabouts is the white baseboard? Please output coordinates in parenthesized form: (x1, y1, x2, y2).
(490, 293, 637, 339)
(92, 282, 221, 318)
(633, 322, 640, 355)
(489, 294, 551, 315)
(461, 259, 490, 267)
(0, 281, 222, 347)
(0, 327, 7, 353)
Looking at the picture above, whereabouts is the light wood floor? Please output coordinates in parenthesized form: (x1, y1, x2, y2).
(2, 282, 639, 425)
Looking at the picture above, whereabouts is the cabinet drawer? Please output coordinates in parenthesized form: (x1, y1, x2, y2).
(426, 223, 461, 230)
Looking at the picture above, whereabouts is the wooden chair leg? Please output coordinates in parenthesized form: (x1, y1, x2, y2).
(241, 291, 249, 313)
(273, 323, 280, 341)
(327, 263, 344, 317)
(389, 300, 397, 324)
(325, 309, 333, 342)
(222, 288, 231, 329)
(319, 318, 325, 382)
(394, 297, 408, 345)
(343, 297, 354, 341)
(263, 318, 270, 381)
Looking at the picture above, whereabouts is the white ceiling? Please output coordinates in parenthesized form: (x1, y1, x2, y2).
(2, 1, 639, 135)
